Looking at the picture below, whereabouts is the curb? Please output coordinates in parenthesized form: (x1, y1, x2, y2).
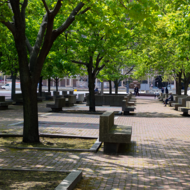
(0, 133, 98, 139)
(0, 168, 82, 190)
(55, 170, 82, 190)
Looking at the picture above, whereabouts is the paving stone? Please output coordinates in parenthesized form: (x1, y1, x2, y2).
(1, 98, 190, 189)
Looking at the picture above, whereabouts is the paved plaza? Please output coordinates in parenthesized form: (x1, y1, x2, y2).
(0, 97, 190, 189)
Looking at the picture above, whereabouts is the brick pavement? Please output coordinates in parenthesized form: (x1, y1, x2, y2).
(0, 98, 190, 189)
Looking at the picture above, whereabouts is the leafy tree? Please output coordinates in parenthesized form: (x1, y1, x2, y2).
(0, 26, 19, 99)
(0, 0, 90, 143)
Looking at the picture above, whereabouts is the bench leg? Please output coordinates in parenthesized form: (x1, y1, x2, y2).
(124, 111, 129, 115)
(0, 106, 8, 110)
(51, 108, 62, 112)
(183, 112, 188, 116)
(104, 142, 119, 154)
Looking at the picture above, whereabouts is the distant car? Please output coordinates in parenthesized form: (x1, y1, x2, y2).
(1, 83, 10, 89)
(1, 82, 20, 90)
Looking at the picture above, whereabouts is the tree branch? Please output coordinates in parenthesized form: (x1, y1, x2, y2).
(78, 7, 91, 15)
(21, 0, 28, 27)
(53, 2, 85, 36)
(51, 0, 62, 17)
(25, 37, 32, 54)
(1, 21, 15, 35)
(42, 0, 50, 14)
(125, 66, 134, 75)
(72, 60, 87, 66)
(30, 14, 48, 71)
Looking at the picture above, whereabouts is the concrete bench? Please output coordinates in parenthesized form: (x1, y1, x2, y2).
(99, 112, 132, 154)
(53, 91, 63, 99)
(62, 91, 68, 96)
(46, 98, 65, 112)
(0, 96, 13, 110)
(13, 93, 23, 104)
(86, 95, 125, 106)
(122, 100, 135, 115)
(124, 96, 135, 106)
(158, 94, 164, 101)
(76, 94, 84, 103)
(65, 95, 76, 107)
(178, 101, 190, 116)
(168, 95, 178, 106)
(171, 96, 189, 110)
(43, 92, 54, 100)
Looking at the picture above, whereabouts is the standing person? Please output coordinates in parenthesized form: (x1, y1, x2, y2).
(165, 87, 168, 94)
(134, 87, 136, 96)
(161, 87, 164, 94)
(136, 86, 139, 96)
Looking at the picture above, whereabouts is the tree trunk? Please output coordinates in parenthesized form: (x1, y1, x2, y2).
(39, 76, 43, 96)
(109, 80, 112, 94)
(11, 72, 16, 100)
(176, 72, 182, 95)
(48, 78, 51, 92)
(22, 83, 39, 143)
(114, 80, 119, 94)
(55, 78, 59, 92)
(87, 59, 96, 112)
(183, 75, 190, 95)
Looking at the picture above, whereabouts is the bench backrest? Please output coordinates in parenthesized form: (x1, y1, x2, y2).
(186, 101, 190, 107)
(100, 112, 114, 135)
(178, 98, 183, 104)
(13, 93, 23, 100)
(45, 92, 51, 96)
(53, 91, 60, 96)
(55, 98, 65, 107)
(62, 91, 67, 96)
(122, 100, 127, 111)
(68, 95, 76, 103)
(0, 96, 5, 102)
(77, 94, 84, 101)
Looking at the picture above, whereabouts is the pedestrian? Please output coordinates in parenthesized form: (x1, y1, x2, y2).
(136, 86, 139, 96)
(165, 87, 168, 94)
(164, 93, 173, 106)
(161, 87, 164, 94)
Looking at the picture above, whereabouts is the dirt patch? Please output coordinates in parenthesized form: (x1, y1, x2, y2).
(0, 137, 95, 149)
(0, 170, 68, 190)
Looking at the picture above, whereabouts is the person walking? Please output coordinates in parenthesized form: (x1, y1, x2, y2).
(165, 87, 168, 94)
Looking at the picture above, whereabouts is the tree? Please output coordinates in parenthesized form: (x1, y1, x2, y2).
(97, 51, 135, 94)
(0, 0, 90, 143)
(0, 26, 19, 99)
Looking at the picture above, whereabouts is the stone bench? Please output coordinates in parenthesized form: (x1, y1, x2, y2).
(171, 96, 189, 110)
(178, 101, 190, 116)
(76, 94, 84, 104)
(122, 100, 135, 115)
(13, 93, 23, 104)
(65, 95, 76, 107)
(168, 96, 178, 106)
(44, 92, 54, 101)
(0, 96, 13, 110)
(86, 95, 125, 106)
(99, 112, 132, 154)
(46, 98, 65, 111)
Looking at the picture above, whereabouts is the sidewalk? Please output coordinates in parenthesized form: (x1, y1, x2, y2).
(0, 98, 190, 189)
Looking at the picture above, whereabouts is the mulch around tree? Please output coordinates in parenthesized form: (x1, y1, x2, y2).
(0, 137, 95, 149)
(0, 170, 68, 190)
